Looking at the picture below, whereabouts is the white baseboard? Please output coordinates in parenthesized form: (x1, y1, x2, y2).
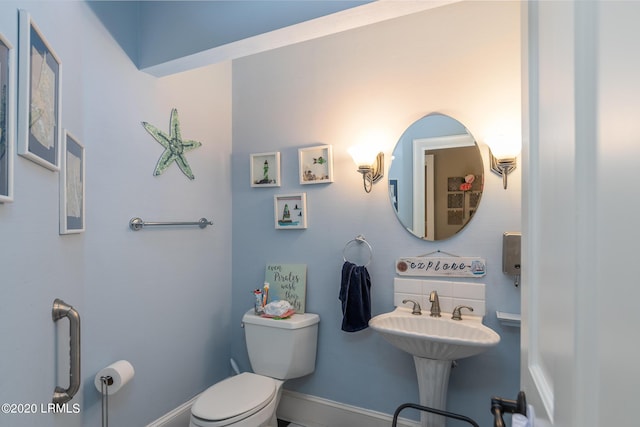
(146, 395, 198, 427)
(277, 390, 420, 427)
(146, 389, 420, 427)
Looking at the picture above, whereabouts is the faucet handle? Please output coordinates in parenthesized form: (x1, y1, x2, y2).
(452, 305, 474, 320)
(402, 299, 422, 315)
(429, 291, 441, 317)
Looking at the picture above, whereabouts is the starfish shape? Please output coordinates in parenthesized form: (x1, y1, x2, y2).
(142, 108, 201, 180)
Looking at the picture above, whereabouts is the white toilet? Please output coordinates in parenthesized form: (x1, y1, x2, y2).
(189, 309, 320, 427)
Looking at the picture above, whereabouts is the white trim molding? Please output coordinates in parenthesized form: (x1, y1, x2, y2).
(277, 389, 420, 427)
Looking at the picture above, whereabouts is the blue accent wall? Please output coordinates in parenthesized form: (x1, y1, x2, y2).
(89, 1, 372, 70)
(230, 2, 522, 425)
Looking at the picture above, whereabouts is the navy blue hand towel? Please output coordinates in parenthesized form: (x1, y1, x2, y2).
(339, 261, 372, 332)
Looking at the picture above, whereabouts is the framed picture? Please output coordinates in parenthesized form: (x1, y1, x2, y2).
(250, 152, 280, 187)
(274, 193, 307, 229)
(17, 10, 62, 171)
(0, 33, 14, 203)
(59, 130, 84, 234)
(299, 145, 333, 184)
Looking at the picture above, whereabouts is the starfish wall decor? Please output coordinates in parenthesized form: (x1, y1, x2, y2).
(142, 108, 202, 180)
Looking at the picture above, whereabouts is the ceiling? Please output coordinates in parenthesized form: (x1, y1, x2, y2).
(88, 0, 457, 77)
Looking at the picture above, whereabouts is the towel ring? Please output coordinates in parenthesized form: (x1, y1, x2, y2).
(343, 235, 373, 267)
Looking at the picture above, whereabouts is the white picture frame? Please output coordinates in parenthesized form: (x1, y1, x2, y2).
(299, 145, 333, 184)
(59, 130, 85, 234)
(274, 193, 307, 229)
(0, 32, 15, 203)
(17, 10, 62, 171)
(250, 151, 280, 187)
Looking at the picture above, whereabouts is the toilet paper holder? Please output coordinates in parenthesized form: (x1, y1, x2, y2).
(100, 376, 114, 386)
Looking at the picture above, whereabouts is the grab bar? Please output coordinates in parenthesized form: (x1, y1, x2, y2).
(129, 217, 213, 231)
(52, 298, 81, 404)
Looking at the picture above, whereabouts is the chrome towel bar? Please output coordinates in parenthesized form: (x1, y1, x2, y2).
(129, 217, 213, 231)
(52, 298, 81, 404)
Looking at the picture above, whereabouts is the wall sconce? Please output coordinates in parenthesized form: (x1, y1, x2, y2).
(486, 135, 521, 190)
(347, 146, 384, 193)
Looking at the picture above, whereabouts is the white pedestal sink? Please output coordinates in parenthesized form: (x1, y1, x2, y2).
(369, 307, 500, 427)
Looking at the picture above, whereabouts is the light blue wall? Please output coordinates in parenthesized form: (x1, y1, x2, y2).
(1, 1, 522, 426)
(231, 2, 521, 426)
(0, 2, 232, 426)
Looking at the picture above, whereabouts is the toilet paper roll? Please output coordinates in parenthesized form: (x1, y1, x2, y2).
(94, 360, 135, 395)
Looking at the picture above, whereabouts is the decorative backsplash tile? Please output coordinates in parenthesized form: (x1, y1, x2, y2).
(394, 277, 486, 318)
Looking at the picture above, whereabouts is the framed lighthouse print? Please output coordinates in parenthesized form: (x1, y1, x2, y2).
(251, 152, 280, 187)
(274, 193, 307, 230)
(17, 10, 62, 171)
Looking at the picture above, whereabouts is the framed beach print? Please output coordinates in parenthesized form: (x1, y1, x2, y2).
(0, 33, 14, 203)
(250, 152, 280, 187)
(17, 10, 62, 171)
(274, 193, 307, 230)
(299, 145, 333, 184)
(59, 131, 84, 234)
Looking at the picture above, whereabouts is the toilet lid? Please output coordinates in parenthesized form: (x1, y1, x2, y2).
(191, 373, 277, 422)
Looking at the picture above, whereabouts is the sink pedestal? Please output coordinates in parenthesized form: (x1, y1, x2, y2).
(413, 357, 451, 427)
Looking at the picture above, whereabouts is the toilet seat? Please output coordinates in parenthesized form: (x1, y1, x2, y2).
(190, 373, 277, 426)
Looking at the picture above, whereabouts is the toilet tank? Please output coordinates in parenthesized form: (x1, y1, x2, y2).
(242, 310, 319, 380)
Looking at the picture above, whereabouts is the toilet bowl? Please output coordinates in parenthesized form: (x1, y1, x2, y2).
(189, 310, 320, 427)
(189, 373, 283, 427)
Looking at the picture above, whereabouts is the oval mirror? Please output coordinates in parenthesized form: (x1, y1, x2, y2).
(388, 114, 484, 241)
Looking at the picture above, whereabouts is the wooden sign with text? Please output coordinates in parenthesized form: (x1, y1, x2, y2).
(265, 264, 307, 313)
(395, 257, 486, 277)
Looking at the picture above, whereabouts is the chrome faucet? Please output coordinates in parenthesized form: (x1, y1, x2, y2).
(402, 299, 422, 315)
(429, 291, 441, 317)
(452, 305, 474, 320)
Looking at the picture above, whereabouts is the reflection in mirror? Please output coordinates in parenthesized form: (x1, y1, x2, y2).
(388, 114, 483, 241)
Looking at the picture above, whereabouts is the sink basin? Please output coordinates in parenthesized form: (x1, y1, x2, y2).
(369, 307, 500, 427)
(368, 307, 500, 360)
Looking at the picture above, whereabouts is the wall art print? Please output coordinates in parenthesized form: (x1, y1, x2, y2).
(274, 193, 307, 229)
(59, 130, 84, 234)
(142, 108, 202, 180)
(17, 10, 61, 171)
(0, 33, 14, 203)
(299, 145, 333, 184)
(264, 264, 307, 313)
(250, 152, 280, 187)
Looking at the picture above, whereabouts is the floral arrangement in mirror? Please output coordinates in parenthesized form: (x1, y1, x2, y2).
(460, 174, 475, 191)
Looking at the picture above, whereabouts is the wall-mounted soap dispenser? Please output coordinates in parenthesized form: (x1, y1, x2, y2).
(502, 232, 521, 287)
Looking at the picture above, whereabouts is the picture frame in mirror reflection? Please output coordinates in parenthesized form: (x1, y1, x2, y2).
(274, 193, 307, 230)
(17, 10, 62, 171)
(59, 131, 84, 234)
(298, 145, 333, 184)
(250, 151, 280, 187)
(0, 33, 14, 203)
